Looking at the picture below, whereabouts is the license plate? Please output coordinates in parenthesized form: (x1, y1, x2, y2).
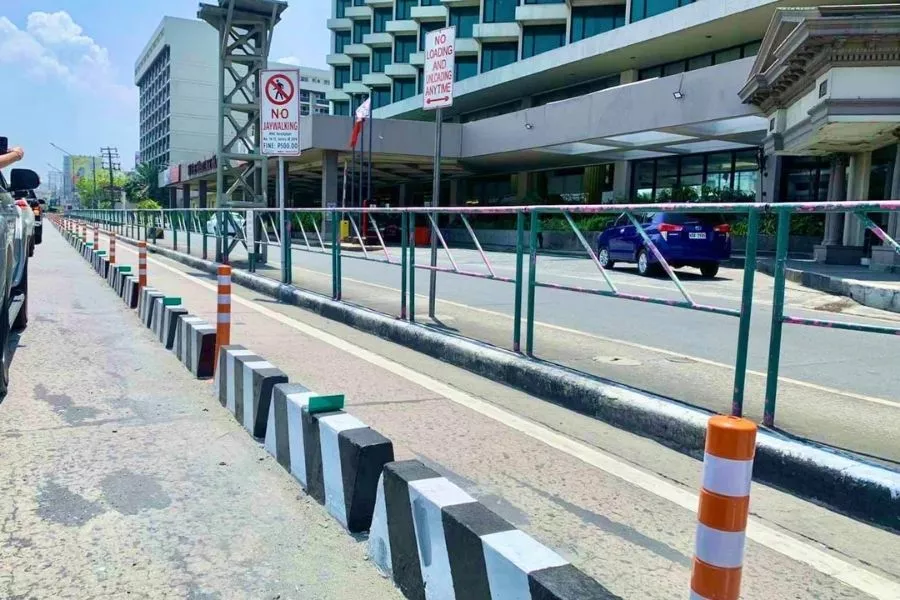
(689, 232, 707, 240)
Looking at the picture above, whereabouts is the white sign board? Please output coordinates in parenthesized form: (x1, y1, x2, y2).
(260, 69, 301, 156)
(423, 26, 455, 110)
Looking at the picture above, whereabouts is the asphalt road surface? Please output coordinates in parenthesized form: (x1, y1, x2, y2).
(148, 230, 900, 464)
(75, 225, 900, 600)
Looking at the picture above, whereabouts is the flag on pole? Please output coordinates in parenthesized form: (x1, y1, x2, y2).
(349, 97, 371, 149)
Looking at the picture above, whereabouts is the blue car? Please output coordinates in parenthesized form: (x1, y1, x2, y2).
(595, 212, 731, 278)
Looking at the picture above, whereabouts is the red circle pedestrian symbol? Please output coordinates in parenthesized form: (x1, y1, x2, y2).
(265, 74, 294, 106)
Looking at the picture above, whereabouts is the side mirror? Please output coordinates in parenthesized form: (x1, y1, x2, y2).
(10, 169, 39, 192)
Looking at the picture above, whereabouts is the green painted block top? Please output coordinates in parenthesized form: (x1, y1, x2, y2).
(119, 266, 132, 273)
(85, 243, 94, 248)
(163, 297, 182, 306)
(96, 250, 106, 255)
(307, 394, 345, 414)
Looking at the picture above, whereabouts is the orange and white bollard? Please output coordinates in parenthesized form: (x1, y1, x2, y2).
(93, 223, 99, 248)
(215, 265, 232, 367)
(109, 231, 117, 264)
(690, 416, 757, 600)
(138, 241, 148, 290)
(81, 223, 87, 242)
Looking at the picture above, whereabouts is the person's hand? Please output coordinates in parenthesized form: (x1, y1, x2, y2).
(10, 147, 24, 160)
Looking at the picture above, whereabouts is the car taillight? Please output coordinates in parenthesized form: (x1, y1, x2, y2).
(714, 224, 731, 233)
(15, 199, 28, 208)
(658, 222, 683, 240)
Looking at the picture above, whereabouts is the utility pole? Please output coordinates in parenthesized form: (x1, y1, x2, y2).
(100, 147, 121, 208)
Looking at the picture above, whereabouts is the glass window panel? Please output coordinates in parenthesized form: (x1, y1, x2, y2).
(639, 66, 662, 80)
(481, 42, 519, 72)
(449, 6, 480, 38)
(394, 36, 416, 62)
(680, 155, 704, 176)
(336, 0, 351, 18)
(392, 78, 416, 102)
(334, 66, 350, 89)
(522, 25, 566, 59)
(687, 53, 713, 71)
(353, 20, 370, 44)
(372, 88, 391, 109)
(420, 22, 442, 51)
(373, 8, 391, 33)
(706, 152, 733, 174)
(483, 0, 517, 23)
(570, 5, 626, 43)
(734, 150, 758, 171)
(734, 170, 758, 200)
(455, 56, 478, 81)
(663, 61, 685, 76)
(395, 0, 415, 20)
(372, 47, 392, 72)
(335, 31, 351, 53)
(742, 40, 762, 57)
(713, 46, 741, 65)
(352, 57, 370, 80)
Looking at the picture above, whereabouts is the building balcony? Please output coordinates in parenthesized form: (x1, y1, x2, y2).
(326, 53, 352, 66)
(326, 89, 351, 101)
(343, 82, 371, 95)
(455, 37, 479, 55)
(327, 17, 352, 30)
(411, 5, 448, 21)
(344, 43, 372, 57)
(362, 73, 392, 87)
(384, 63, 418, 78)
(472, 22, 520, 42)
(363, 32, 393, 47)
(409, 51, 425, 66)
(515, 3, 568, 25)
(365, 0, 393, 6)
(345, 5, 373, 19)
(386, 19, 417, 35)
(441, 0, 480, 6)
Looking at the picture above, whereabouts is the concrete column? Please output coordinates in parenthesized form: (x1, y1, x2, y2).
(398, 183, 409, 207)
(889, 143, 900, 238)
(516, 172, 531, 201)
(321, 150, 339, 208)
(198, 179, 208, 209)
(181, 183, 191, 209)
(758, 153, 782, 203)
(168, 187, 177, 209)
(449, 179, 464, 207)
(612, 161, 632, 202)
(822, 154, 846, 246)
(843, 151, 871, 247)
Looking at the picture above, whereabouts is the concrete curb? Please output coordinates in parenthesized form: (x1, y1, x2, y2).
(122, 236, 900, 531)
(174, 315, 216, 379)
(160, 304, 188, 349)
(215, 345, 287, 438)
(368, 460, 621, 600)
(758, 259, 900, 313)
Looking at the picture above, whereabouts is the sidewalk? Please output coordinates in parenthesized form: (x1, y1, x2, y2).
(757, 258, 900, 313)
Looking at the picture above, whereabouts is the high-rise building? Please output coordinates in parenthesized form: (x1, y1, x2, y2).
(135, 17, 333, 172)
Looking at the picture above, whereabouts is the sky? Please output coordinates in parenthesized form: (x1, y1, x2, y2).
(0, 0, 330, 188)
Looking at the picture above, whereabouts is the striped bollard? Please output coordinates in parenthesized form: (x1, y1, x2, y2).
(109, 231, 117, 265)
(690, 415, 757, 600)
(215, 265, 232, 369)
(138, 241, 148, 290)
(93, 223, 99, 248)
(81, 223, 87, 242)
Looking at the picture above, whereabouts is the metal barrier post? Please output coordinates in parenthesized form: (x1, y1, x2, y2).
(172, 211, 178, 251)
(185, 211, 191, 256)
(202, 210, 209, 260)
(400, 212, 408, 319)
(409, 213, 416, 322)
(336, 212, 342, 300)
(331, 212, 339, 299)
(764, 210, 791, 427)
(138, 241, 148, 290)
(513, 210, 525, 352)
(282, 212, 292, 285)
(109, 231, 116, 265)
(731, 210, 759, 417)
(525, 210, 539, 355)
(690, 415, 756, 600)
(215, 265, 232, 369)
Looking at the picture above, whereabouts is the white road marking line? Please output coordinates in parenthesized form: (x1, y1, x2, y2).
(114, 241, 900, 598)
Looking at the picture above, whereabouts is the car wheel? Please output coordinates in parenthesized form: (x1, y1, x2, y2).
(700, 262, 720, 279)
(0, 299, 10, 401)
(12, 260, 28, 332)
(28, 240, 34, 258)
(597, 246, 615, 269)
(637, 248, 653, 276)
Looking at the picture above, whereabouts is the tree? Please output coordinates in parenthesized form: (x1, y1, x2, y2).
(127, 162, 165, 205)
(75, 172, 128, 209)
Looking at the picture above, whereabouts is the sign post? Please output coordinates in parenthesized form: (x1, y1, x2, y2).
(260, 68, 301, 283)
(423, 26, 455, 319)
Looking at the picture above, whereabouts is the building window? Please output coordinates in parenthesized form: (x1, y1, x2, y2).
(373, 7, 392, 33)
(333, 100, 350, 116)
(371, 87, 391, 109)
(335, 0, 351, 18)
(394, 35, 416, 63)
(421, 0, 441, 5)
(481, 42, 518, 72)
(353, 19, 370, 44)
(334, 31, 351, 54)
(334, 66, 351, 89)
(419, 21, 442, 51)
(449, 6, 480, 38)
(301, 105, 310, 115)
(639, 40, 763, 80)
(532, 74, 620, 106)
(455, 56, 478, 81)
(393, 78, 416, 102)
(522, 25, 566, 59)
(631, 0, 696, 23)
(483, 0, 517, 23)
(372, 48, 392, 72)
(352, 57, 370, 80)
(460, 100, 520, 122)
(571, 5, 626, 43)
(395, 0, 415, 20)
(353, 0, 365, 5)
(630, 149, 759, 201)
(417, 67, 424, 94)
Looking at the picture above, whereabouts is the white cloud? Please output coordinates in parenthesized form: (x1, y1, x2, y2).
(0, 11, 133, 107)
(275, 56, 302, 66)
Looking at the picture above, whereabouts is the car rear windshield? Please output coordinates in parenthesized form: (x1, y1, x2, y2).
(657, 212, 726, 225)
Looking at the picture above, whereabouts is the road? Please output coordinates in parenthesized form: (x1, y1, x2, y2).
(0, 229, 402, 599)
(79, 225, 900, 599)
(148, 230, 900, 464)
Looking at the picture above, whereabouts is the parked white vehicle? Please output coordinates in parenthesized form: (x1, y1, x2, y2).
(205, 212, 245, 238)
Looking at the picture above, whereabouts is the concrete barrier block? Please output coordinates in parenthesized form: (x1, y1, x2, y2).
(230, 355, 287, 438)
(368, 460, 620, 600)
(138, 287, 158, 324)
(161, 304, 188, 349)
(174, 315, 203, 364)
(125, 278, 140, 309)
(143, 291, 164, 328)
(186, 320, 216, 379)
(215, 345, 256, 408)
(99, 256, 109, 279)
(262, 384, 394, 533)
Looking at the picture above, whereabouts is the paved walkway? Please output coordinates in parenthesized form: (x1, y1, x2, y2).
(82, 226, 900, 600)
(0, 229, 401, 599)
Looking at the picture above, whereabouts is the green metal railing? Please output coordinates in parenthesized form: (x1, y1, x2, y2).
(71, 200, 900, 428)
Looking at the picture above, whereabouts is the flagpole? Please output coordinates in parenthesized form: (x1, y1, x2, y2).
(367, 96, 373, 210)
